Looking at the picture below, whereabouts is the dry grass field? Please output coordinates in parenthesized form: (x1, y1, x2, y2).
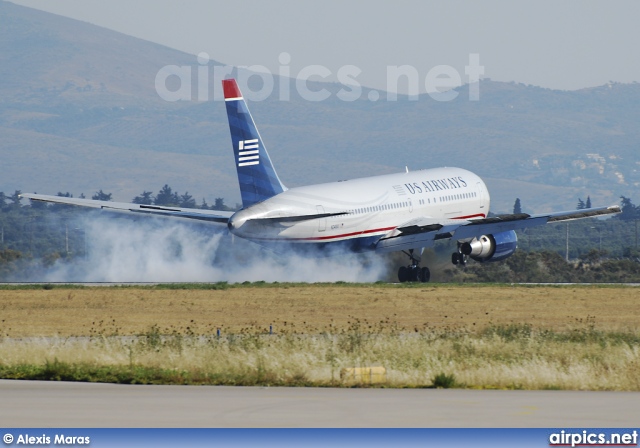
(0, 284, 638, 337)
(1, 284, 639, 390)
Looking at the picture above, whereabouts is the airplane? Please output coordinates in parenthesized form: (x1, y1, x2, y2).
(21, 78, 621, 282)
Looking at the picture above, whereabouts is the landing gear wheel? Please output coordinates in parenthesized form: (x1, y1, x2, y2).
(398, 266, 408, 283)
(451, 252, 466, 266)
(397, 249, 431, 283)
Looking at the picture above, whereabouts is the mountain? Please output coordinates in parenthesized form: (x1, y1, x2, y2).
(1, 1, 639, 212)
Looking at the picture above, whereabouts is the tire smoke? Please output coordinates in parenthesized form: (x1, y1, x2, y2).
(40, 214, 388, 283)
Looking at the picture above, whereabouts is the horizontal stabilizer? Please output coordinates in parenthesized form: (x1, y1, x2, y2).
(20, 193, 233, 224)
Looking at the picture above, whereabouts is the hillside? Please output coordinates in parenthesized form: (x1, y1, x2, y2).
(1, 1, 639, 212)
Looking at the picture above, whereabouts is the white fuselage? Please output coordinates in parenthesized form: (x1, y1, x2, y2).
(228, 167, 490, 248)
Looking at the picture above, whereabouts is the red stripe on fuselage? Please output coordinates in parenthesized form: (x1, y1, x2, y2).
(244, 212, 484, 243)
(248, 226, 397, 243)
(452, 213, 486, 220)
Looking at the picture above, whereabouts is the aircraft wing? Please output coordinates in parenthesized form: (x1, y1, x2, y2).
(19, 193, 233, 224)
(375, 205, 621, 253)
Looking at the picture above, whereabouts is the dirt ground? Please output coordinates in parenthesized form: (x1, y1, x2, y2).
(0, 285, 638, 337)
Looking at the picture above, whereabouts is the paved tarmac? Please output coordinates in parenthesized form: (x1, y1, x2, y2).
(1, 380, 638, 427)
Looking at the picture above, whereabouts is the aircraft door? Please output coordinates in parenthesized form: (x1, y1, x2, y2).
(316, 205, 326, 232)
(476, 182, 486, 209)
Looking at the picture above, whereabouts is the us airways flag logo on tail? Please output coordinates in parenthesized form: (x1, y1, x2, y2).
(223, 79, 286, 208)
(238, 139, 260, 167)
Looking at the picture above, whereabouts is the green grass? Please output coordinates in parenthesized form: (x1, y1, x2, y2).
(1, 324, 639, 389)
(432, 373, 457, 388)
(0, 360, 318, 386)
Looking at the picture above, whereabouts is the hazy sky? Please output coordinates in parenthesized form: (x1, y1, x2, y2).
(9, 0, 640, 93)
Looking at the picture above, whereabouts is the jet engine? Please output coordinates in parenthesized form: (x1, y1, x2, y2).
(459, 230, 518, 262)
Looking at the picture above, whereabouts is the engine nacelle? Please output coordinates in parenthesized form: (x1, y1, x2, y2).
(460, 230, 518, 262)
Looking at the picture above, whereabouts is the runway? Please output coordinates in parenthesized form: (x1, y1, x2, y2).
(1, 380, 638, 427)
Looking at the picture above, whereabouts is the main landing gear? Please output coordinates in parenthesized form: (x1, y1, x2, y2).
(451, 245, 467, 267)
(397, 249, 430, 283)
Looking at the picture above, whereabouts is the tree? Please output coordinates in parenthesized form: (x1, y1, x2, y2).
(0, 192, 7, 209)
(577, 198, 585, 210)
(214, 197, 226, 211)
(154, 184, 179, 206)
(513, 198, 522, 214)
(92, 190, 112, 201)
(200, 198, 210, 210)
(8, 190, 22, 207)
(132, 191, 154, 205)
(30, 193, 47, 210)
(179, 192, 196, 208)
(618, 196, 637, 221)
(585, 196, 592, 209)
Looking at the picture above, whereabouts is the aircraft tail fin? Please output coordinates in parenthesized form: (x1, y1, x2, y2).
(223, 79, 286, 208)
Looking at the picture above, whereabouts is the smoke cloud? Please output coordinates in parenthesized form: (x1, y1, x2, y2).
(40, 214, 389, 283)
